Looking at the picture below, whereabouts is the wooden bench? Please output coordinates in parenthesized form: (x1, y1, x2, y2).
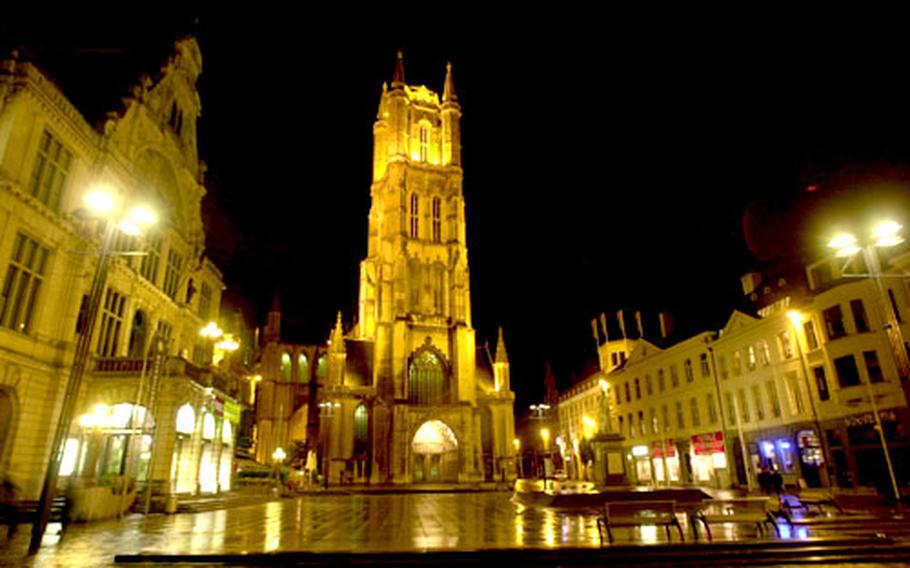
(596, 500, 684, 545)
(785, 494, 844, 515)
(689, 497, 781, 541)
(0, 497, 69, 537)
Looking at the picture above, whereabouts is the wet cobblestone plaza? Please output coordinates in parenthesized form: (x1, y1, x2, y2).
(5, 491, 910, 566)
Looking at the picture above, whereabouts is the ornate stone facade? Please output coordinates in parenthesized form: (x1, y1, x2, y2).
(0, 37, 242, 506)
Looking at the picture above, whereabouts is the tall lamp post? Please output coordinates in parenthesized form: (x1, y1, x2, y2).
(30, 188, 156, 554)
(828, 220, 907, 501)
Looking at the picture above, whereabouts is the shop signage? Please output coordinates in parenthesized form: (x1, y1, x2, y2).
(692, 431, 725, 455)
(844, 410, 898, 428)
(650, 439, 676, 458)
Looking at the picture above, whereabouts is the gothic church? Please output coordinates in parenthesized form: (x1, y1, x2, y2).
(255, 52, 516, 484)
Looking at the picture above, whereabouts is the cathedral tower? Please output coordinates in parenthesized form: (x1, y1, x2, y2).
(354, 52, 515, 484)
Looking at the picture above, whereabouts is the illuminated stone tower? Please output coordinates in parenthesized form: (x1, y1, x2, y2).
(355, 52, 516, 484)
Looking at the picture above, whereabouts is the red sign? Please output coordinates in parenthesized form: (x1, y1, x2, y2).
(692, 432, 725, 455)
(651, 439, 676, 458)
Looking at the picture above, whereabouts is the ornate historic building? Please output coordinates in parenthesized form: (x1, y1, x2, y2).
(0, 37, 244, 514)
(255, 53, 517, 484)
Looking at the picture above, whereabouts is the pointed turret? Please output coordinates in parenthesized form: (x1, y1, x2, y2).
(443, 61, 457, 103)
(495, 326, 509, 363)
(391, 49, 406, 89)
(330, 311, 345, 350)
(264, 289, 281, 343)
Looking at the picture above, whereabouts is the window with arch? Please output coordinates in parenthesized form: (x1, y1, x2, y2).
(354, 404, 369, 452)
(297, 354, 309, 383)
(419, 124, 429, 162)
(410, 193, 419, 239)
(408, 349, 446, 405)
(280, 352, 292, 382)
(176, 404, 195, 435)
(316, 354, 328, 379)
(432, 197, 441, 242)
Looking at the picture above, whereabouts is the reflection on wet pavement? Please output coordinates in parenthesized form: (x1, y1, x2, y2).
(2, 492, 909, 566)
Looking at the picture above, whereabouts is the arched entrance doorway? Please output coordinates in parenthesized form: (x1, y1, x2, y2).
(412, 420, 458, 483)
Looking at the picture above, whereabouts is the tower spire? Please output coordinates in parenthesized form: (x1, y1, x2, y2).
(391, 49, 405, 89)
(443, 61, 457, 103)
(495, 326, 509, 363)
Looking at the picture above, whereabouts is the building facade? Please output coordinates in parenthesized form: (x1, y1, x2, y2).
(253, 53, 517, 485)
(558, 249, 910, 491)
(0, 38, 242, 512)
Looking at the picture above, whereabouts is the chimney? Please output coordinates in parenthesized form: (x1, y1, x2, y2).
(658, 312, 674, 339)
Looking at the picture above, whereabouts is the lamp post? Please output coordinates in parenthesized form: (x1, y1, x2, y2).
(828, 221, 906, 501)
(513, 438, 522, 478)
(540, 427, 551, 488)
(272, 447, 286, 492)
(30, 189, 156, 554)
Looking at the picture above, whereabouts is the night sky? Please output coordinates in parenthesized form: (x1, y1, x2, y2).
(6, 14, 910, 414)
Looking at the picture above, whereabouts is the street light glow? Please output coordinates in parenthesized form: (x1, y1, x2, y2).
(83, 187, 119, 216)
(786, 310, 803, 326)
(200, 321, 223, 339)
(272, 447, 286, 462)
(127, 204, 159, 227)
(598, 378, 608, 393)
(871, 220, 904, 248)
(828, 232, 860, 257)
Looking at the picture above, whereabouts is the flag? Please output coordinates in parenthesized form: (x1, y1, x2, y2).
(617, 309, 626, 339)
(591, 318, 600, 345)
(600, 312, 608, 342)
(635, 310, 644, 338)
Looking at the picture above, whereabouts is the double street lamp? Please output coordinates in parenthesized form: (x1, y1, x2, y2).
(827, 219, 907, 501)
(30, 188, 157, 553)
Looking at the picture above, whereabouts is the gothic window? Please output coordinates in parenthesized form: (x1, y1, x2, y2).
(316, 354, 328, 379)
(168, 101, 184, 137)
(297, 354, 309, 383)
(0, 232, 49, 333)
(127, 309, 148, 358)
(140, 232, 162, 285)
(410, 193, 419, 239)
(163, 248, 183, 300)
(280, 352, 292, 382)
(432, 197, 442, 242)
(96, 288, 126, 357)
(419, 124, 429, 162)
(198, 282, 212, 321)
(408, 349, 446, 405)
(354, 404, 369, 452)
(29, 129, 72, 212)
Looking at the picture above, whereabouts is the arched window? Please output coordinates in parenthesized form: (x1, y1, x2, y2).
(408, 349, 446, 405)
(316, 354, 328, 379)
(354, 404, 369, 452)
(280, 352, 292, 382)
(410, 193, 419, 239)
(297, 354, 309, 384)
(202, 412, 216, 441)
(128, 310, 148, 358)
(432, 197, 441, 242)
(419, 124, 429, 162)
(176, 404, 195, 435)
(222, 420, 233, 445)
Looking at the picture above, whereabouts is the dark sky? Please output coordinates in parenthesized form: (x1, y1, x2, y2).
(7, 14, 910, 414)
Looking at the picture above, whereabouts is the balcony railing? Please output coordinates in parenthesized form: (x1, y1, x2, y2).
(93, 356, 241, 398)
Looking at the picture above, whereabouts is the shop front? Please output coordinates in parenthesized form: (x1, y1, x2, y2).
(825, 408, 910, 490)
(650, 439, 679, 485)
(750, 427, 801, 488)
(630, 444, 652, 484)
(690, 431, 728, 488)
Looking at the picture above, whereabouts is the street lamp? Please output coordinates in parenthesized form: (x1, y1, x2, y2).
(828, 220, 907, 501)
(272, 447, 287, 491)
(513, 438, 522, 478)
(30, 187, 157, 554)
